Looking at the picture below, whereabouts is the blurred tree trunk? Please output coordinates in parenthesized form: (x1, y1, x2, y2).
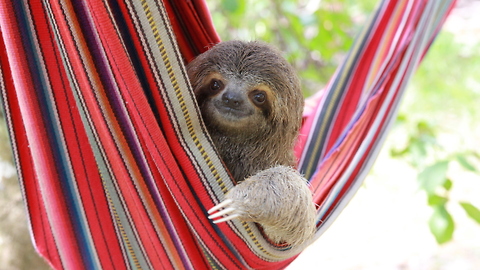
(0, 117, 50, 270)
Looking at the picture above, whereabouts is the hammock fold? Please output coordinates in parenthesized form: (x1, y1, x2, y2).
(0, 0, 455, 269)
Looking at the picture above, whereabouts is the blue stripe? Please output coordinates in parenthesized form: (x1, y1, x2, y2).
(13, 0, 98, 268)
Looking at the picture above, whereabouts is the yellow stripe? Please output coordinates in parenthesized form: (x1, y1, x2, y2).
(102, 176, 142, 269)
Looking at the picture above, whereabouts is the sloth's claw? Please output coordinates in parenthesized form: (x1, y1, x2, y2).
(207, 199, 233, 214)
(208, 207, 235, 219)
(208, 199, 240, 223)
(212, 214, 240, 224)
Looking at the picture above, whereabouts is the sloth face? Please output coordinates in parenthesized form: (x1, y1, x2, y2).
(192, 71, 274, 135)
(187, 40, 303, 139)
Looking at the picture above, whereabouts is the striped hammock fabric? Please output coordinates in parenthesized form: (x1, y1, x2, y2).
(0, 0, 455, 269)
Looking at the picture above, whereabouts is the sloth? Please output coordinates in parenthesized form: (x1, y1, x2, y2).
(186, 40, 316, 247)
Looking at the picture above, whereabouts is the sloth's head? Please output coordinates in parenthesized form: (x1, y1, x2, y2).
(187, 40, 303, 141)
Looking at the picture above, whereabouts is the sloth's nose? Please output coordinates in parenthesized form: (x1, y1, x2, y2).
(221, 91, 243, 108)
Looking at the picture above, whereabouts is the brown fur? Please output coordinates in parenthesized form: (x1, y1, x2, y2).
(187, 40, 316, 247)
(187, 40, 303, 181)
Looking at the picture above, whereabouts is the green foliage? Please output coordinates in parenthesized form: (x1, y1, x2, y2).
(207, 0, 480, 245)
(456, 155, 478, 173)
(392, 115, 480, 244)
(418, 161, 449, 195)
(390, 27, 480, 244)
(429, 204, 455, 244)
(207, 0, 376, 96)
(459, 202, 480, 224)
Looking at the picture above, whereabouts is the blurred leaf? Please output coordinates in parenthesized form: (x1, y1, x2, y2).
(456, 155, 478, 172)
(460, 202, 480, 224)
(417, 120, 435, 137)
(389, 147, 408, 158)
(410, 140, 428, 165)
(443, 178, 453, 191)
(221, 0, 241, 13)
(396, 113, 407, 124)
(429, 205, 455, 244)
(418, 160, 449, 194)
(428, 194, 448, 206)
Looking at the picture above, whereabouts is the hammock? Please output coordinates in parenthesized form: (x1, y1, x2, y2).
(0, 0, 455, 269)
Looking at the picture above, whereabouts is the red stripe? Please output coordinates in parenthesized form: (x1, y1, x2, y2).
(1, 1, 90, 268)
(163, 0, 221, 62)
(0, 23, 62, 269)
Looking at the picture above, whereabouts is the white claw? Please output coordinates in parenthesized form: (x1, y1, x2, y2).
(207, 199, 233, 214)
(208, 207, 236, 220)
(208, 199, 241, 223)
(212, 214, 240, 224)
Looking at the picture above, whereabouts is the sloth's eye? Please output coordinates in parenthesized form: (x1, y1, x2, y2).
(210, 79, 223, 92)
(252, 91, 266, 105)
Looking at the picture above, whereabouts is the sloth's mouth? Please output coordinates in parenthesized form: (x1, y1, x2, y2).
(214, 101, 254, 121)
